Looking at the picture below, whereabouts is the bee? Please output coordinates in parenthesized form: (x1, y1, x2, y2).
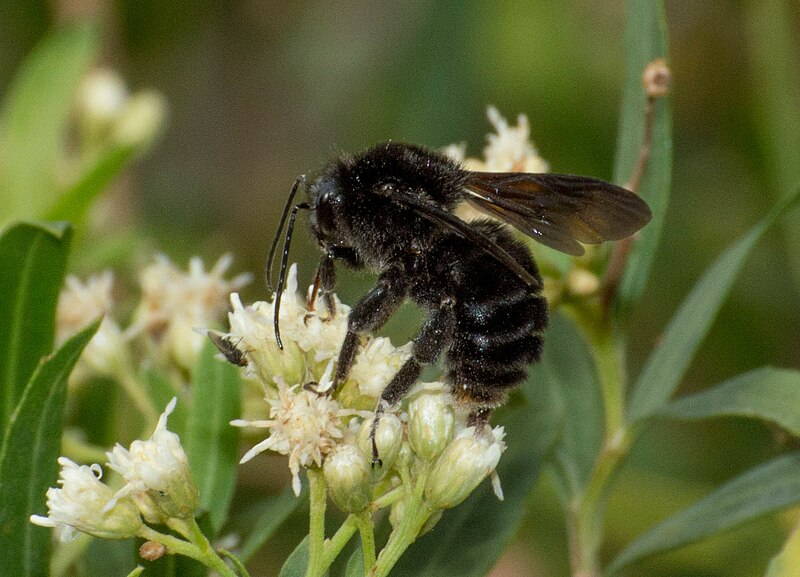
(267, 142, 650, 461)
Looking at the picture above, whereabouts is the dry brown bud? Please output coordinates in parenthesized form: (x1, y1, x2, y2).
(139, 540, 167, 561)
(643, 58, 671, 98)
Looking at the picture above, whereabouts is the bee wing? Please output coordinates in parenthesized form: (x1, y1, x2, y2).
(388, 191, 542, 289)
(464, 172, 652, 256)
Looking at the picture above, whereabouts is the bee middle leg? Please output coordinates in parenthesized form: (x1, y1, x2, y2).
(330, 267, 410, 393)
(370, 297, 456, 464)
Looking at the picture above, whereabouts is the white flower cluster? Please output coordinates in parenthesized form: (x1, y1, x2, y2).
(76, 68, 167, 149)
(56, 254, 250, 383)
(443, 105, 549, 174)
(218, 266, 506, 516)
(31, 400, 196, 541)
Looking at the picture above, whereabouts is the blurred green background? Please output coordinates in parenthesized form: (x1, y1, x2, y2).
(2, 1, 799, 575)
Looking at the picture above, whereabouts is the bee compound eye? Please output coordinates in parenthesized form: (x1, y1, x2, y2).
(316, 191, 337, 236)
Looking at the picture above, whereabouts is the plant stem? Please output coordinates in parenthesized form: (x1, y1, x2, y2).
(138, 525, 205, 565)
(306, 469, 328, 577)
(565, 317, 632, 577)
(320, 514, 359, 569)
(356, 511, 377, 570)
(371, 468, 432, 577)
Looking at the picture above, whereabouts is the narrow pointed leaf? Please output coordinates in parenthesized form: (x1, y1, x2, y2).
(345, 547, 364, 577)
(536, 314, 602, 494)
(142, 368, 187, 435)
(0, 23, 99, 221)
(184, 341, 241, 535)
(44, 144, 138, 224)
(0, 221, 71, 434)
(658, 367, 800, 437)
(607, 452, 800, 574)
(0, 320, 100, 577)
(629, 186, 800, 422)
(746, 0, 800, 291)
(239, 485, 307, 562)
(279, 536, 313, 577)
(612, 0, 672, 311)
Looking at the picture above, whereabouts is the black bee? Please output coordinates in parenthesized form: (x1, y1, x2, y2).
(268, 142, 650, 461)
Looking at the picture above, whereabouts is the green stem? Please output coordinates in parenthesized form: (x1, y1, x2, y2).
(306, 469, 328, 577)
(564, 311, 632, 577)
(320, 514, 359, 569)
(186, 517, 239, 577)
(356, 512, 377, 570)
(371, 486, 404, 510)
(138, 525, 206, 565)
(219, 548, 253, 577)
(371, 468, 432, 577)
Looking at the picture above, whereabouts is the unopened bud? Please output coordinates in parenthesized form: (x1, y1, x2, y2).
(113, 90, 167, 147)
(407, 390, 454, 461)
(139, 540, 167, 561)
(357, 414, 403, 473)
(425, 426, 506, 510)
(323, 444, 372, 513)
(389, 499, 405, 529)
(643, 58, 671, 98)
(567, 268, 600, 297)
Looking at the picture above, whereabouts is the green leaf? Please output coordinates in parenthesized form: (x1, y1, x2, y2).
(628, 186, 800, 422)
(746, 0, 800, 292)
(607, 452, 800, 574)
(239, 485, 307, 562)
(0, 320, 100, 577)
(0, 221, 71, 435)
(44, 143, 139, 224)
(184, 341, 241, 535)
(0, 23, 99, 222)
(612, 0, 672, 312)
(658, 367, 800, 437)
(142, 368, 187, 435)
(279, 536, 312, 577)
(538, 314, 603, 495)
(765, 520, 800, 577)
(345, 546, 364, 577)
(391, 358, 558, 577)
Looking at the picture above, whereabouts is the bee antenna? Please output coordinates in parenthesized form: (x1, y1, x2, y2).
(266, 175, 306, 292)
(273, 201, 310, 350)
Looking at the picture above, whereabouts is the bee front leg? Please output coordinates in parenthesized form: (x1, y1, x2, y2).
(305, 251, 336, 323)
(331, 267, 409, 393)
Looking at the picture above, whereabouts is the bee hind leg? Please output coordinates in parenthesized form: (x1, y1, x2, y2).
(371, 298, 456, 465)
(467, 407, 493, 430)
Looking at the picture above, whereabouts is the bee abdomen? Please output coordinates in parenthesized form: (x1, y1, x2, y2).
(444, 221, 548, 408)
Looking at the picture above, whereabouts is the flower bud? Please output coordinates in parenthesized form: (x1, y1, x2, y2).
(113, 90, 167, 147)
(323, 444, 372, 513)
(357, 414, 403, 473)
(389, 499, 405, 529)
(407, 390, 454, 461)
(425, 426, 506, 510)
(30, 458, 142, 542)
